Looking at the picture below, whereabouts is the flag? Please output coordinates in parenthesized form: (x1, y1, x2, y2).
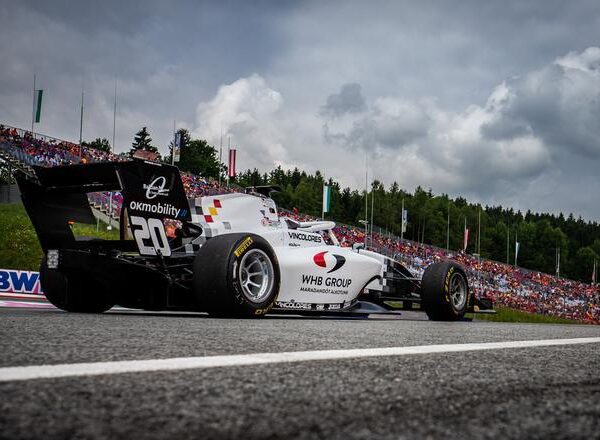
(33, 89, 43, 123)
(401, 209, 408, 233)
(228, 148, 237, 178)
(515, 241, 520, 261)
(173, 132, 182, 163)
(322, 184, 331, 213)
(463, 228, 469, 251)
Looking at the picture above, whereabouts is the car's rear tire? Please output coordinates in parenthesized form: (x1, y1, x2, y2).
(39, 257, 115, 313)
(193, 233, 280, 317)
(421, 260, 471, 321)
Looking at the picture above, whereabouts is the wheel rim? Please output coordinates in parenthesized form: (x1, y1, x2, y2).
(449, 272, 467, 311)
(238, 249, 274, 303)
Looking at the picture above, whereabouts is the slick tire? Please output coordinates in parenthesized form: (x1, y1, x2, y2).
(39, 257, 115, 313)
(193, 233, 280, 318)
(421, 260, 471, 321)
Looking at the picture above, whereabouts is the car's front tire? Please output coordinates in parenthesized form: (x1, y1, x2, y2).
(421, 260, 471, 321)
(39, 257, 115, 313)
(193, 233, 280, 317)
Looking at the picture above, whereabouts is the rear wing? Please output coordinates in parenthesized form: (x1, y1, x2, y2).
(16, 160, 191, 254)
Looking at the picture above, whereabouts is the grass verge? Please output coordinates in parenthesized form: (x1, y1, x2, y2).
(0, 203, 117, 271)
(469, 307, 585, 324)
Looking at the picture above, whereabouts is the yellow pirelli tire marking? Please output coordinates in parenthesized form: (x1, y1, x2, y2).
(234, 237, 254, 257)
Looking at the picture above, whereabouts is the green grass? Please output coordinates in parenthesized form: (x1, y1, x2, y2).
(0, 203, 118, 271)
(0, 204, 43, 271)
(71, 222, 119, 240)
(469, 307, 586, 325)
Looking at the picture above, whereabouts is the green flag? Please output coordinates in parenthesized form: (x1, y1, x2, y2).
(34, 89, 43, 123)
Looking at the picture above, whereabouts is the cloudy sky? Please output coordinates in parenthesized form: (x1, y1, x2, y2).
(1, 0, 600, 219)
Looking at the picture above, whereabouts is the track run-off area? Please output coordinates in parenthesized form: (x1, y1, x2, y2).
(2, 307, 600, 439)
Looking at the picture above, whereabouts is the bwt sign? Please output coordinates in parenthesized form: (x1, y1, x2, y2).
(0, 269, 44, 295)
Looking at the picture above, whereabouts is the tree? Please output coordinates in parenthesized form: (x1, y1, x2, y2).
(130, 127, 159, 157)
(83, 138, 111, 153)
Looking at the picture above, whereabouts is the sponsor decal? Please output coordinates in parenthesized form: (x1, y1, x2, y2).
(0, 269, 44, 294)
(128, 201, 182, 218)
(298, 286, 349, 295)
(143, 176, 169, 199)
(299, 274, 352, 295)
(313, 251, 346, 273)
(234, 237, 254, 257)
(288, 231, 323, 243)
(275, 301, 345, 310)
(276, 301, 313, 310)
(301, 274, 352, 288)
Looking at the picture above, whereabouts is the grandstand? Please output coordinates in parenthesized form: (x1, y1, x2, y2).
(1, 124, 598, 324)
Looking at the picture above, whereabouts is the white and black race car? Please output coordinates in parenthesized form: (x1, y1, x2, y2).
(16, 160, 490, 320)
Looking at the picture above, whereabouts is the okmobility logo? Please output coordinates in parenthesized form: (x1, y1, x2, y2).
(313, 251, 346, 273)
(128, 201, 183, 219)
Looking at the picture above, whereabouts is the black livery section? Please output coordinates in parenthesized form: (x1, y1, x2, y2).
(16, 160, 190, 253)
(16, 160, 199, 312)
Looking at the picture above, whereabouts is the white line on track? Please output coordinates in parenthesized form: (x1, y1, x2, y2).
(2, 337, 600, 382)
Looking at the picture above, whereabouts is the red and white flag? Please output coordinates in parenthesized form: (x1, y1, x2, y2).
(463, 228, 469, 251)
(228, 148, 237, 178)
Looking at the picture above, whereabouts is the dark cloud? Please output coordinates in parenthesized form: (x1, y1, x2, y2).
(481, 49, 600, 159)
(320, 83, 366, 117)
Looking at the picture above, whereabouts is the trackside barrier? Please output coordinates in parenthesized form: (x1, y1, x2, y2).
(0, 269, 44, 295)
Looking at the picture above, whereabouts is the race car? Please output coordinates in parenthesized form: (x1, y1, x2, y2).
(15, 159, 485, 320)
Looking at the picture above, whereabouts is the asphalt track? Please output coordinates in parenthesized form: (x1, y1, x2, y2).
(1, 307, 600, 439)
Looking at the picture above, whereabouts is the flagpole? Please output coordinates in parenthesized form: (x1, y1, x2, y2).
(370, 180, 374, 245)
(400, 198, 404, 242)
(31, 74, 36, 133)
(514, 230, 518, 267)
(218, 127, 223, 187)
(506, 227, 510, 264)
(364, 153, 368, 245)
(322, 184, 325, 220)
(464, 216, 467, 252)
(78, 85, 84, 162)
(446, 201, 450, 251)
(112, 82, 117, 153)
(227, 136, 231, 188)
(463, 216, 467, 252)
(171, 120, 176, 166)
(477, 207, 481, 255)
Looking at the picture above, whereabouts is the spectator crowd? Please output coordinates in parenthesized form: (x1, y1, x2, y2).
(2, 124, 598, 324)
